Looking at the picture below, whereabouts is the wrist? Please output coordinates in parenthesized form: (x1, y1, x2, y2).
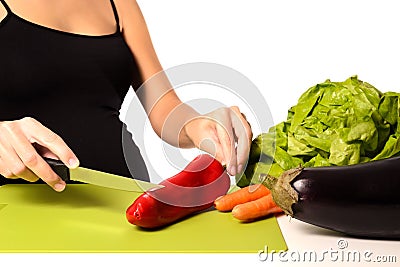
(179, 117, 198, 149)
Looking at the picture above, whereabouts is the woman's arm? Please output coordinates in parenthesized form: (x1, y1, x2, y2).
(116, 0, 252, 175)
(115, 0, 197, 145)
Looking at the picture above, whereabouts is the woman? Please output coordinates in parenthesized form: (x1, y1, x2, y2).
(0, 0, 252, 192)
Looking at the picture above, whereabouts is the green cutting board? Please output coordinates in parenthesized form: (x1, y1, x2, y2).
(0, 184, 287, 253)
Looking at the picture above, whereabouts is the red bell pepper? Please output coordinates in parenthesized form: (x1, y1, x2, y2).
(126, 154, 230, 229)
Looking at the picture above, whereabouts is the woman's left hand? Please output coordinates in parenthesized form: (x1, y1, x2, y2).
(182, 106, 253, 176)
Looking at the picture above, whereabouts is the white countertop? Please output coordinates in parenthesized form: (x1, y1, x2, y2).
(269, 215, 400, 267)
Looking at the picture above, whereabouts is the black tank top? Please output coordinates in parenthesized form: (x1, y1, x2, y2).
(0, 0, 150, 184)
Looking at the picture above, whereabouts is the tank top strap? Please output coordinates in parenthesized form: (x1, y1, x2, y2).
(109, 0, 120, 31)
(0, 0, 12, 13)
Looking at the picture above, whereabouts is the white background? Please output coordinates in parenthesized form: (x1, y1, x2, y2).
(13, 0, 400, 266)
(121, 0, 400, 183)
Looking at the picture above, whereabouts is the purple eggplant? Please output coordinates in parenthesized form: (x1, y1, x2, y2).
(261, 155, 400, 239)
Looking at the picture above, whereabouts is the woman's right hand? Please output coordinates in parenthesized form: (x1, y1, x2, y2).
(0, 117, 79, 192)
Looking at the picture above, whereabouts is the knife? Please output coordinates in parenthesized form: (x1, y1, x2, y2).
(45, 157, 164, 192)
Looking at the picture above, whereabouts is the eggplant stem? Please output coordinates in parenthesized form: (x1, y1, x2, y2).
(259, 166, 303, 216)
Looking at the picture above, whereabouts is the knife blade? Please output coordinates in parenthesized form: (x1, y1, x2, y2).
(44, 157, 164, 192)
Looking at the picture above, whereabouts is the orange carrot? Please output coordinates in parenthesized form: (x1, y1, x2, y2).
(214, 184, 271, 212)
(231, 194, 283, 221)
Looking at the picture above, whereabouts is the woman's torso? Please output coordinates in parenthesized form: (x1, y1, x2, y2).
(0, 0, 149, 183)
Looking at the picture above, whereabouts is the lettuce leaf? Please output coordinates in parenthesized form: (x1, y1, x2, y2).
(236, 76, 400, 187)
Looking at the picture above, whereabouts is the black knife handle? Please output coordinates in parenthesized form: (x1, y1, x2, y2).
(44, 157, 70, 182)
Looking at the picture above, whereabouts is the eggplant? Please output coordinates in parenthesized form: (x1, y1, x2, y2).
(261, 155, 400, 239)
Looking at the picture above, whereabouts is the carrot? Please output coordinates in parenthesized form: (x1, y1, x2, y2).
(231, 194, 283, 221)
(214, 184, 270, 212)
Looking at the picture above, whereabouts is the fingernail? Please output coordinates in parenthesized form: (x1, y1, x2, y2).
(229, 165, 237, 176)
(54, 183, 65, 192)
(237, 164, 243, 174)
(68, 158, 79, 169)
